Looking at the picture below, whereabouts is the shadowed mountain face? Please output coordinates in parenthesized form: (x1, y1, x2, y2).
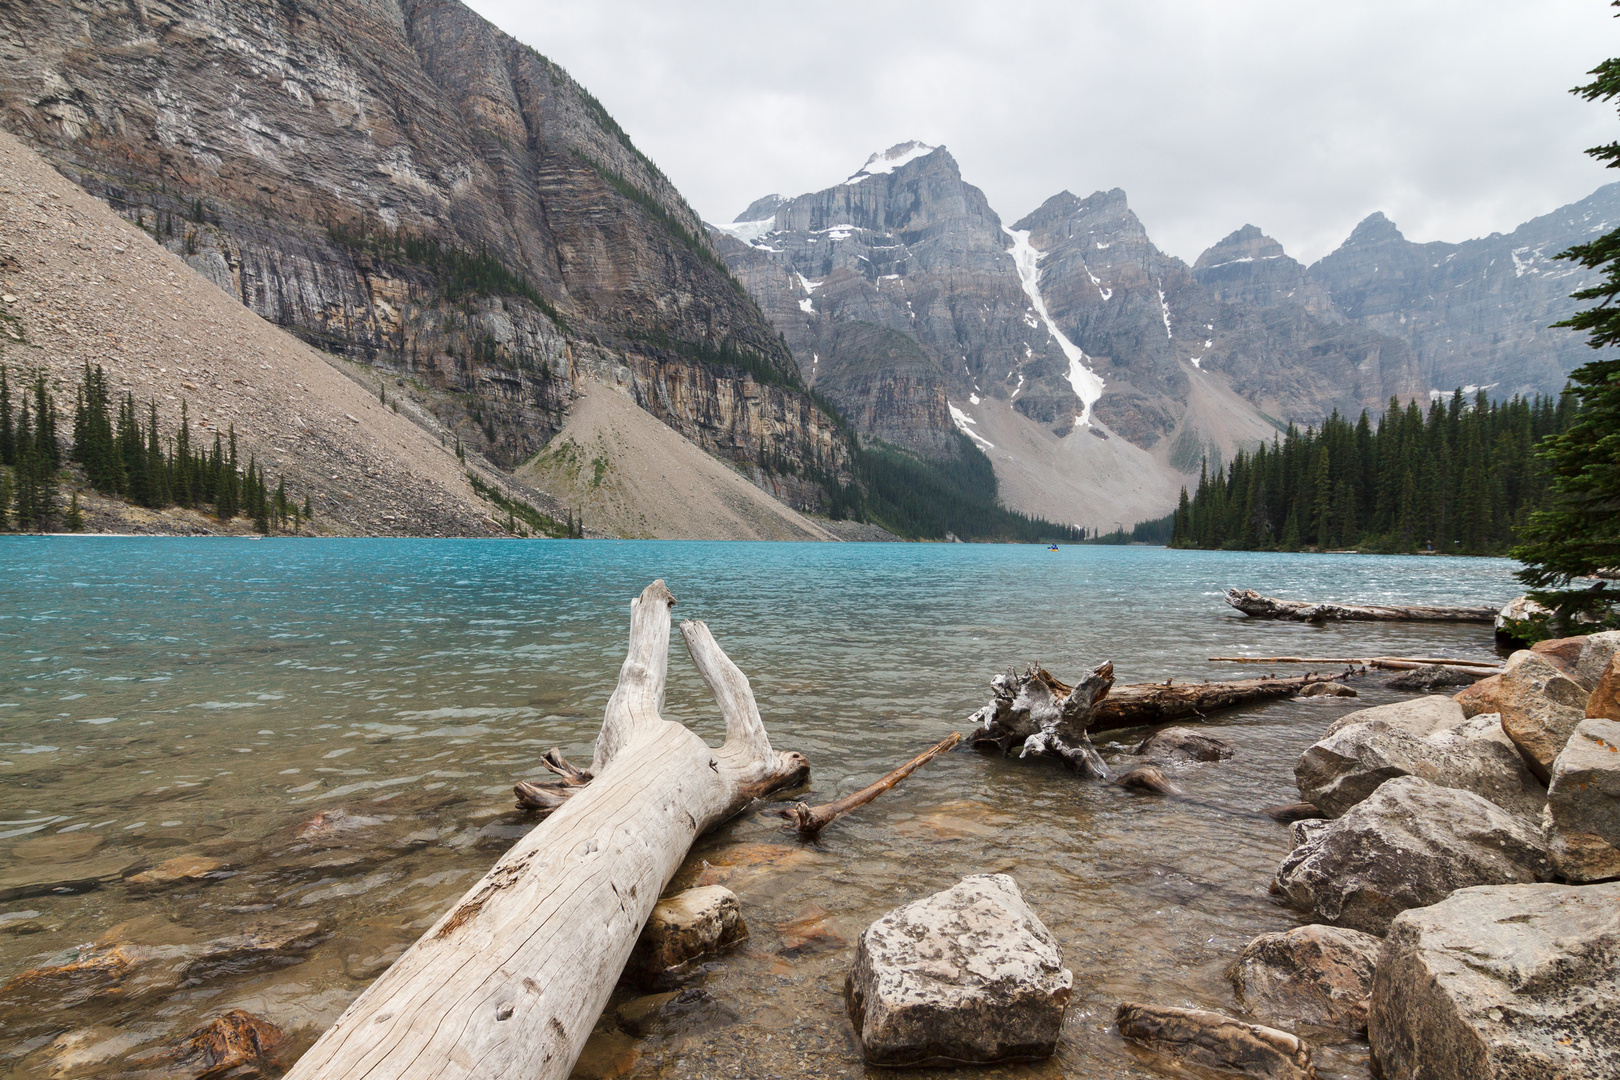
(0, 0, 851, 507)
(713, 143, 1616, 525)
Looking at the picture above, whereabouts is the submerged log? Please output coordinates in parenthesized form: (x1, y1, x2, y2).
(1091, 672, 1353, 733)
(968, 662, 1115, 779)
(780, 732, 961, 841)
(284, 581, 808, 1080)
(1224, 587, 1498, 623)
(1208, 655, 1503, 677)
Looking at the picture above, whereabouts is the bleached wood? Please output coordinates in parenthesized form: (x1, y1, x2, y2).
(283, 581, 806, 1080)
(1224, 587, 1497, 623)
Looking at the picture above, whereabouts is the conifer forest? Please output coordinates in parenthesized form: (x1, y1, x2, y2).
(1169, 389, 1575, 554)
(0, 364, 310, 533)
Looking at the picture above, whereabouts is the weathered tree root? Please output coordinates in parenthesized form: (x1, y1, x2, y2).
(779, 732, 961, 842)
(968, 661, 1116, 780)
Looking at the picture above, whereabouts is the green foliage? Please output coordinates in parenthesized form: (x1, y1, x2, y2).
(629, 329, 805, 395)
(1170, 392, 1572, 554)
(835, 435, 1082, 542)
(467, 473, 579, 538)
(1079, 512, 1177, 545)
(1511, 25, 1620, 634)
(326, 224, 567, 330)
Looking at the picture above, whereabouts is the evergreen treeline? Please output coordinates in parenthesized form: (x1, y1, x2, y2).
(0, 364, 312, 534)
(1078, 512, 1176, 545)
(829, 434, 1082, 542)
(1170, 390, 1575, 554)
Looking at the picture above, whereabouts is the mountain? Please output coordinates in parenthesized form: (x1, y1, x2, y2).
(1310, 187, 1620, 398)
(713, 144, 1616, 527)
(0, 0, 853, 523)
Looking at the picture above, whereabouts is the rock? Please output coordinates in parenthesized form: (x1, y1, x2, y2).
(1455, 673, 1505, 717)
(1370, 882, 1620, 1080)
(0, 854, 143, 902)
(170, 1010, 285, 1079)
(1494, 651, 1590, 782)
(1271, 776, 1553, 935)
(1134, 726, 1235, 762)
(125, 855, 228, 894)
(1298, 682, 1356, 698)
(1544, 717, 1620, 883)
(691, 842, 823, 888)
(1496, 594, 1551, 642)
(774, 904, 846, 957)
(1262, 803, 1324, 823)
(1575, 630, 1620, 691)
(626, 886, 746, 981)
(0, 946, 136, 1012)
(1531, 634, 1588, 675)
(1116, 765, 1184, 795)
(845, 873, 1071, 1066)
(1383, 665, 1483, 691)
(12, 832, 104, 861)
(1296, 715, 1543, 819)
(295, 808, 387, 841)
(1115, 1003, 1315, 1080)
(615, 987, 722, 1038)
(1232, 924, 1383, 1032)
(1587, 653, 1620, 721)
(1323, 695, 1467, 738)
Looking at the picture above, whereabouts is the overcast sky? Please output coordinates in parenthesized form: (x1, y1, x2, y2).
(465, 0, 1620, 264)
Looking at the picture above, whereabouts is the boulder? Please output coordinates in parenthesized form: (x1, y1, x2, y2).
(1455, 673, 1505, 717)
(1232, 924, 1383, 1032)
(1493, 651, 1590, 782)
(1496, 594, 1551, 643)
(1575, 630, 1620, 691)
(615, 987, 724, 1037)
(1296, 715, 1543, 819)
(1370, 882, 1620, 1080)
(626, 886, 746, 981)
(1298, 682, 1356, 698)
(1323, 695, 1466, 738)
(1134, 726, 1235, 762)
(1587, 653, 1620, 721)
(167, 1010, 286, 1079)
(1271, 776, 1553, 935)
(1531, 634, 1588, 676)
(845, 873, 1071, 1066)
(1115, 1003, 1315, 1080)
(1384, 665, 1482, 691)
(1544, 717, 1620, 883)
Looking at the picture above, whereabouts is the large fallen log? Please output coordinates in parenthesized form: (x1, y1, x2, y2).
(284, 581, 807, 1080)
(1208, 655, 1502, 676)
(1091, 671, 1352, 733)
(1224, 587, 1498, 623)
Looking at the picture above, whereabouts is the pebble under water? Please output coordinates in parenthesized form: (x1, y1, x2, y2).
(0, 538, 1521, 1079)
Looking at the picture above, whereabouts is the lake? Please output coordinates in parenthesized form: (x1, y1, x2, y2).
(0, 538, 1520, 1079)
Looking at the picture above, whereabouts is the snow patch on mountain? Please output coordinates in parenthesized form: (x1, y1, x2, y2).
(844, 141, 938, 185)
(709, 218, 777, 245)
(1003, 227, 1105, 427)
(948, 401, 994, 449)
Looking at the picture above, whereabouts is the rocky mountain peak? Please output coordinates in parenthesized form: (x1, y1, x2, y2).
(735, 193, 789, 223)
(1341, 211, 1407, 247)
(1193, 224, 1288, 270)
(845, 141, 943, 184)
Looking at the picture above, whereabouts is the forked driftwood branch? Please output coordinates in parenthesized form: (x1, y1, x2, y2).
(779, 731, 962, 841)
(285, 581, 807, 1080)
(1224, 587, 1498, 623)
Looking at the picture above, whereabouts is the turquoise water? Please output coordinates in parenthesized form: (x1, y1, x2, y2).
(0, 539, 1519, 1078)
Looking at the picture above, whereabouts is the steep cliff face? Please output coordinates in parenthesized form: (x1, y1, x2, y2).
(1307, 185, 1620, 397)
(0, 0, 850, 507)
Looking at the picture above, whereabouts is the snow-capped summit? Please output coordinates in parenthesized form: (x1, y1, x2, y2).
(844, 141, 939, 185)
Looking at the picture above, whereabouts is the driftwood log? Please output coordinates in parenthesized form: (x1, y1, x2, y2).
(1224, 587, 1498, 623)
(1091, 671, 1352, 733)
(779, 732, 961, 841)
(1208, 655, 1502, 677)
(284, 581, 807, 1080)
(968, 662, 1116, 778)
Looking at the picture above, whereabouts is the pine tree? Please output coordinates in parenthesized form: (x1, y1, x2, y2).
(1512, 29, 1620, 633)
(0, 364, 13, 467)
(66, 490, 84, 532)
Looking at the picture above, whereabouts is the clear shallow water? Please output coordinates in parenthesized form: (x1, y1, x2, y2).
(0, 539, 1519, 1078)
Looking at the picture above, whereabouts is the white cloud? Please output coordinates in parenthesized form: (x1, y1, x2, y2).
(465, 0, 1618, 263)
